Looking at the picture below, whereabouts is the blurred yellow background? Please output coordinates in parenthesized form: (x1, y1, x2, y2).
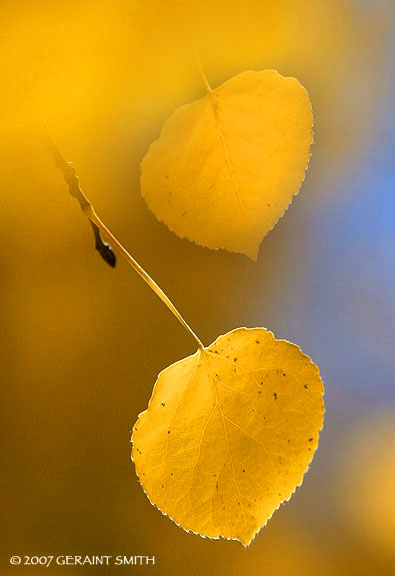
(1, 0, 394, 574)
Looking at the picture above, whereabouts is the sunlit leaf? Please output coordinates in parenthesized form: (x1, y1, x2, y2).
(132, 327, 324, 545)
(141, 70, 313, 260)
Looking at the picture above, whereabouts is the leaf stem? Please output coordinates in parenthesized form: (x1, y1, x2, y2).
(42, 128, 204, 350)
(194, 49, 212, 94)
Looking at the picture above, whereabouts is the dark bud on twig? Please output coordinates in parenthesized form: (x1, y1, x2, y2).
(41, 125, 116, 268)
(89, 221, 116, 267)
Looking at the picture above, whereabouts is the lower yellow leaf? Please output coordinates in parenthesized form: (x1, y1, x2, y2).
(131, 327, 324, 546)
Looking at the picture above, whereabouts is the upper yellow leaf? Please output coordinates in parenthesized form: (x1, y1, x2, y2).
(140, 70, 313, 260)
(132, 327, 324, 545)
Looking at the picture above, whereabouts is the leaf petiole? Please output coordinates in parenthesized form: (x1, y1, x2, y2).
(194, 49, 213, 94)
(42, 128, 204, 350)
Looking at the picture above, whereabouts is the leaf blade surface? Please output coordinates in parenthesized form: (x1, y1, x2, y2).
(132, 327, 324, 545)
(141, 70, 313, 259)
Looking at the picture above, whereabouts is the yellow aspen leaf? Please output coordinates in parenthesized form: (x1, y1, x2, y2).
(132, 327, 324, 546)
(140, 70, 313, 260)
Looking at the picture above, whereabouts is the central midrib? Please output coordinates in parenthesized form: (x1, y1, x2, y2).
(208, 94, 255, 251)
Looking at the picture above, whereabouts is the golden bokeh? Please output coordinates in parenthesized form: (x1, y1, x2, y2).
(1, 0, 393, 574)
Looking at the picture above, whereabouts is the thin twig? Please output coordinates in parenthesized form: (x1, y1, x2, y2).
(41, 128, 116, 267)
(41, 127, 204, 350)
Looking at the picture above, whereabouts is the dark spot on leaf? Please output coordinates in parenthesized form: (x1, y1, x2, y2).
(304, 384, 309, 389)
(274, 392, 277, 400)
(234, 357, 238, 362)
(309, 438, 313, 442)
(255, 340, 260, 344)
(168, 430, 171, 434)
(161, 402, 165, 407)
